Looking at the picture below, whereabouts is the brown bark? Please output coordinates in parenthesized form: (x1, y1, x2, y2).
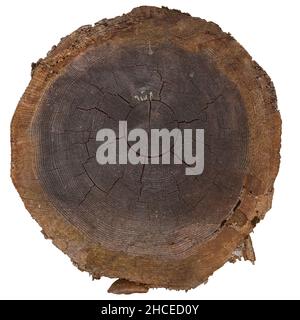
(108, 279, 149, 294)
(11, 6, 281, 293)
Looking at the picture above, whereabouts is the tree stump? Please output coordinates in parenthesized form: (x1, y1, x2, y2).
(11, 6, 281, 293)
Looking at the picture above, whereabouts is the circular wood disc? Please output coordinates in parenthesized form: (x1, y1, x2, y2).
(11, 6, 281, 293)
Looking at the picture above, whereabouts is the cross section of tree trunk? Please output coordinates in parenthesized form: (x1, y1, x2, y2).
(11, 6, 281, 293)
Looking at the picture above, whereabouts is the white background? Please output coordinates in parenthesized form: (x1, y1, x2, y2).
(0, 0, 299, 300)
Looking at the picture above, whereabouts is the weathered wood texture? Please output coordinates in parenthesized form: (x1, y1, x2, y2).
(11, 6, 281, 293)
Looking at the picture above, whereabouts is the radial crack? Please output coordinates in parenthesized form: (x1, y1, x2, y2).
(199, 93, 223, 112)
(79, 185, 94, 206)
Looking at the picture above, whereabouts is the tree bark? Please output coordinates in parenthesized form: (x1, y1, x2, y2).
(11, 6, 281, 293)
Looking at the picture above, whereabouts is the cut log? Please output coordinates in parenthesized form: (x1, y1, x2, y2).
(11, 6, 281, 293)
